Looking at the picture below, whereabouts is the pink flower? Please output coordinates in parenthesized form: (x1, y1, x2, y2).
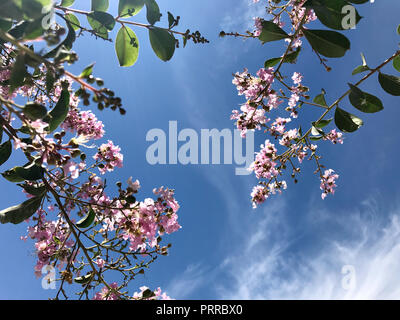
(63, 161, 80, 179)
(292, 72, 303, 85)
(127, 177, 140, 192)
(61, 108, 104, 140)
(254, 17, 263, 37)
(250, 140, 279, 179)
(320, 169, 339, 199)
(93, 140, 123, 174)
(95, 258, 105, 268)
(93, 282, 120, 300)
(251, 185, 267, 208)
(324, 129, 344, 145)
(13, 138, 27, 150)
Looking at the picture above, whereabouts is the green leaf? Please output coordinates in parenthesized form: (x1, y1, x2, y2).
(0, 140, 12, 166)
(264, 57, 281, 68)
(145, 0, 161, 25)
(313, 90, 328, 106)
(0, 196, 43, 224)
(74, 273, 93, 284)
(149, 27, 176, 61)
(76, 208, 96, 229)
(393, 55, 400, 73)
(258, 20, 288, 43)
(61, 0, 75, 7)
(142, 289, 155, 299)
(347, 0, 369, 3)
(352, 65, 369, 75)
(334, 106, 363, 132)
(118, 0, 144, 17)
(18, 183, 46, 196)
(303, 29, 350, 58)
(360, 52, 367, 66)
(348, 83, 383, 113)
(304, 0, 362, 30)
(87, 11, 115, 39)
(91, 0, 109, 12)
(14, 163, 44, 181)
(168, 12, 175, 28)
(313, 118, 333, 129)
(311, 125, 324, 136)
(79, 63, 95, 78)
(45, 69, 55, 93)
(0, 18, 12, 31)
(310, 136, 323, 141)
(47, 89, 70, 132)
(64, 13, 80, 31)
(0, 1, 24, 21)
(397, 24, 400, 35)
(1, 21, 28, 42)
(20, 0, 52, 21)
(264, 48, 301, 68)
(9, 53, 28, 93)
(284, 47, 301, 63)
(352, 52, 370, 75)
(23, 18, 46, 40)
(45, 20, 76, 58)
(378, 72, 400, 96)
(2, 169, 25, 182)
(115, 26, 139, 67)
(23, 102, 47, 120)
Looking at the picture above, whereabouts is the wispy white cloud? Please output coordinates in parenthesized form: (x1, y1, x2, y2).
(220, 0, 266, 32)
(165, 263, 210, 299)
(215, 196, 400, 300)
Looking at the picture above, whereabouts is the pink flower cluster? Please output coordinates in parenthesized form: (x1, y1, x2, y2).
(251, 185, 267, 208)
(93, 282, 120, 300)
(113, 187, 181, 252)
(269, 117, 291, 137)
(324, 129, 344, 145)
(320, 169, 339, 200)
(2, 28, 182, 301)
(251, 180, 287, 208)
(279, 128, 299, 147)
(63, 160, 85, 180)
(93, 284, 171, 300)
(232, 67, 274, 101)
(254, 17, 263, 37)
(26, 211, 74, 277)
(61, 108, 105, 140)
(250, 140, 278, 179)
(229, 2, 346, 207)
(231, 68, 282, 137)
(93, 140, 124, 174)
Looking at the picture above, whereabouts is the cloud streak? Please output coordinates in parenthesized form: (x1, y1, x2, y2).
(215, 196, 400, 299)
(165, 263, 210, 299)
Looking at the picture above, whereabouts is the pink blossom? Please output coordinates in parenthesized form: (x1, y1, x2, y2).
(61, 108, 104, 140)
(93, 140, 123, 174)
(292, 72, 303, 85)
(324, 129, 344, 145)
(251, 185, 267, 208)
(250, 140, 279, 179)
(127, 177, 140, 192)
(320, 169, 339, 199)
(93, 282, 120, 300)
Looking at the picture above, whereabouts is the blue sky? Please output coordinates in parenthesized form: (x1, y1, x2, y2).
(2, 0, 400, 299)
